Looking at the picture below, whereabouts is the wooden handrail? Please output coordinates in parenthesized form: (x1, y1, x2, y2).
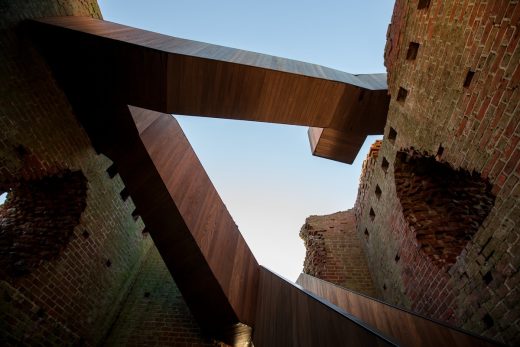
(254, 267, 399, 347)
(297, 273, 504, 347)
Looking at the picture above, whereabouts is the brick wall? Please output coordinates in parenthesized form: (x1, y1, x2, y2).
(300, 210, 378, 297)
(0, 1, 214, 345)
(105, 247, 218, 346)
(0, 169, 88, 278)
(394, 148, 495, 268)
(354, 0, 519, 344)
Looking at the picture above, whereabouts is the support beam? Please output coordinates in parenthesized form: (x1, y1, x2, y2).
(308, 127, 368, 164)
(28, 16, 389, 162)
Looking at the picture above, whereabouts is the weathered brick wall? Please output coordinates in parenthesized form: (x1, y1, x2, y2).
(0, 281, 82, 345)
(300, 210, 378, 297)
(0, 1, 213, 345)
(394, 148, 495, 268)
(105, 247, 217, 346)
(0, 169, 88, 278)
(355, 0, 519, 344)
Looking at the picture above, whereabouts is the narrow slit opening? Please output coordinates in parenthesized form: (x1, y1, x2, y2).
(406, 42, 420, 60)
(382, 157, 390, 173)
(375, 185, 382, 200)
(463, 69, 475, 88)
(397, 87, 408, 102)
(418, 0, 431, 10)
(388, 127, 397, 144)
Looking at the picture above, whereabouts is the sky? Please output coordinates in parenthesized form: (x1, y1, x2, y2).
(97, 0, 395, 281)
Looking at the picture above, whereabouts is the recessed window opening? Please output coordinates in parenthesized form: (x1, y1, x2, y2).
(397, 87, 408, 102)
(463, 69, 475, 88)
(120, 187, 130, 201)
(382, 157, 390, 173)
(418, 0, 431, 10)
(106, 163, 118, 178)
(483, 314, 494, 329)
(483, 271, 493, 285)
(406, 42, 420, 60)
(369, 208, 376, 221)
(388, 127, 397, 145)
(375, 185, 382, 200)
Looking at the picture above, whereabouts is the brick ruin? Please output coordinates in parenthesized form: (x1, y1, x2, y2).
(0, 169, 87, 278)
(0, 1, 217, 345)
(394, 148, 495, 267)
(300, 210, 377, 297)
(302, 0, 520, 344)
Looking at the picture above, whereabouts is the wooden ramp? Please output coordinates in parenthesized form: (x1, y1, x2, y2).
(254, 267, 398, 347)
(297, 273, 503, 347)
(29, 16, 389, 164)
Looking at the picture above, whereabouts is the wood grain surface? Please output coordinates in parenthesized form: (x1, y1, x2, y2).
(308, 127, 368, 164)
(29, 16, 389, 162)
(253, 267, 398, 347)
(297, 273, 504, 347)
(26, 16, 409, 344)
(130, 106, 259, 330)
(87, 104, 257, 343)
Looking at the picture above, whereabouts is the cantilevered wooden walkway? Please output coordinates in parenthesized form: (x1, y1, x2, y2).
(31, 16, 389, 164)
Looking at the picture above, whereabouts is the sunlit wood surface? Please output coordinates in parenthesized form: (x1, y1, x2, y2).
(30, 16, 389, 163)
(130, 107, 259, 335)
(308, 127, 368, 164)
(253, 267, 397, 347)
(297, 273, 503, 347)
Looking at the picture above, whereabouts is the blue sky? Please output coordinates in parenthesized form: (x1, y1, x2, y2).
(98, 0, 394, 280)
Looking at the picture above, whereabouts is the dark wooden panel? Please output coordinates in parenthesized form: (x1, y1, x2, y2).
(308, 127, 367, 164)
(91, 104, 258, 343)
(28, 16, 389, 161)
(32, 17, 384, 89)
(297, 273, 504, 347)
(253, 267, 398, 347)
(128, 106, 259, 332)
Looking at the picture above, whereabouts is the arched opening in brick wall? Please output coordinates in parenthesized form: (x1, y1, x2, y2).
(394, 149, 495, 268)
(0, 170, 87, 277)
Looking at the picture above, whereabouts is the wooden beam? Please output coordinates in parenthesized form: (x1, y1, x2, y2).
(28, 16, 389, 162)
(128, 107, 259, 334)
(62, 102, 257, 343)
(308, 127, 367, 164)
